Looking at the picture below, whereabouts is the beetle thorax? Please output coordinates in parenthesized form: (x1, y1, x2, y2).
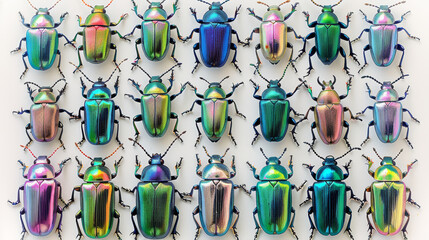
(34, 89, 56, 103)
(202, 156, 231, 179)
(376, 83, 398, 102)
(203, 3, 228, 23)
(204, 86, 226, 99)
(317, 88, 340, 104)
(86, 6, 110, 26)
(141, 154, 172, 182)
(144, 4, 168, 20)
(31, 8, 55, 28)
(88, 83, 111, 99)
(262, 85, 286, 100)
(259, 157, 289, 180)
(28, 156, 56, 180)
(374, 158, 402, 181)
(84, 158, 112, 182)
(263, 7, 283, 22)
(374, 5, 395, 25)
(318, 7, 339, 24)
(144, 81, 167, 94)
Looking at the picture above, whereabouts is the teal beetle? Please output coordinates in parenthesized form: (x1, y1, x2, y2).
(297, 0, 359, 77)
(247, 148, 306, 239)
(182, 77, 245, 146)
(300, 142, 361, 239)
(125, 63, 189, 141)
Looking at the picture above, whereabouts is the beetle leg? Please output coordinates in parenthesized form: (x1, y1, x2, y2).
(296, 32, 315, 61)
(184, 184, 200, 198)
(357, 106, 374, 116)
(287, 26, 304, 41)
(227, 116, 238, 146)
(55, 50, 65, 78)
(171, 206, 180, 239)
(235, 184, 251, 195)
(406, 188, 420, 208)
(56, 158, 71, 178)
(245, 28, 259, 47)
(340, 47, 354, 77)
(19, 51, 29, 79)
(112, 157, 123, 180)
(23, 123, 33, 149)
(228, 5, 241, 22)
(308, 122, 317, 150)
(194, 117, 202, 147)
(304, 47, 317, 78)
(57, 183, 67, 206)
(286, 42, 298, 72)
(395, 44, 407, 76)
(403, 108, 420, 123)
(402, 210, 411, 240)
(169, 37, 179, 63)
(170, 112, 183, 142)
(251, 44, 262, 71)
(190, 8, 203, 23)
(230, 43, 242, 72)
(13, 108, 30, 115)
(115, 186, 129, 208)
(71, 45, 84, 74)
(131, 115, 142, 142)
(284, 3, 299, 21)
(75, 211, 83, 240)
(121, 186, 136, 194)
(398, 85, 410, 101)
(8, 185, 24, 206)
(130, 38, 142, 68)
(341, 12, 353, 28)
(352, 28, 369, 43)
(251, 118, 261, 145)
(64, 186, 81, 209)
(247, 8, 263, 21)
(77, 121, 86, 146)
(289, 117, 300, 146)
(358, 186, 371, 212)
(130, 207, 139, 239)
(192, 207, 202, 240)
(58, 33, 76, 49)
(344, 206, 354, 239)
(191, 43, 201, 74)
(113, 210, 122, 239)
(289, 207, 298, 239)
(231, 29, 246, 46)
(109, 43, 124, 72)
(115, 105, 129, 119)
(361, 121, 374, 147)
(19, 208, 27, 240)
(175, 189, 191, 202)
(366, 207, 374, 239)
(18, 12, 30, 28)
(56, 205, 64, 239)
(182, 100, 201, 115)
(300, 185, 313, 206)
(11, 37, 26, 53)
(344, 107, 362, 121)
(171, 82, 189, 100)
(341, 33, 360, 65)
(358, 45, 371, 74)
(228, 99, 246, 119)
(303, 12, 317, 28)
(252, 208, 261, 240)
(246, 162, 260, 179)
(17, 160, 28, 179)
(57, 122, 66, 149)
(343, 121, 352, 150)
(226, 81, 244, 98)
(127, 78, 145, 94)
(124, 24, 141, 39)
(402, 121, 414, 149)
(307, 207, 316, 240)
(231, 206, 240, 240)
(75, 157, 85, 180)
(293, 181, 307, 192)
(346, 185, 362, 204)
(114, 120, 124, 148)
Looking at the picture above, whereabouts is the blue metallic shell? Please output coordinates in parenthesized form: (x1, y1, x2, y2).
(26, 28, 59, 70)
(84, 99, 115, 145)
(373, 101, 403, 143)
(369, 24, 398, 67)
(199, 23, 232, 68)
(259, 98, 290, 142)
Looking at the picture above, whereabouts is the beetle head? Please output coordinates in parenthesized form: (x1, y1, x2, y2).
(258, 148, 291, 180)
(200, 76, 228, 98)
(92, 5, 107, 13)
(209, 2, 223, 10)
(148, 2, 163, 9)
(201, 147, 233, 180)
(20, 144, 64, 180)
(317, 76, 336, 90)
(372, 148, 405, 181)
(36, 8, 49, 15)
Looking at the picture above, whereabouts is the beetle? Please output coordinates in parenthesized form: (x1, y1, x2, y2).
(125, 0, 187, 65)
(12, 0, 75, 79)
(246, 148, 306, 240)
(296, 76, 361, 149)
(65, 143, 128, 240)
(250, 64, 304, 145)
(13, 79, 76, 149)
(245, 0, 303, 71)
(183, 0, 247, 73)
(296, 0, 359, 77)
(359, 148, 420, 239)
(125, 63, 189, 141)
(352, 2, 420, 75)
(182, 76, 245, 146)
(184, 147, 250, 240)
(122, 132, 190, 240)
(8, 144, 70, 240)
(70, 61, 129, 146)
(301, 142, 361, 239)
(69, 0, 129, 72)
(358, 75, 419, 148)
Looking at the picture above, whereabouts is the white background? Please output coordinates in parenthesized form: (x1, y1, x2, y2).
(0, 0, 428, 239)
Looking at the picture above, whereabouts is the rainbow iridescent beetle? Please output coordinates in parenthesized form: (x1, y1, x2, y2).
(184, 147, 250, 240)
(9, 144, 70, 239)
(245, 0, 303, 70)
(296, 76, 361, 149)
(246, 148, 306, 239)
(65, 143, 128, 240)
(182, 77, 245, 146)
(296, 0, 360, 77)
(13, 80, 76, 149)
(12, 0, 75, 79)
(301, 142, 361, 239)
(359, 148, 420, 240)
(122, 133, 190, 240)
(125, 0, 187, 65)
(358, 75, 419, 148)
(352, 2, 420, 75)
(68, 0, 129, 72)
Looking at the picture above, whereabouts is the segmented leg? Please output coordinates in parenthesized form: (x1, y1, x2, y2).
(231, 206, 240, 240)
(130, 207, 139, 240)
(131, 114, 142, 143)
(75, 211, 83, 240)
(340, 46, 353, 77)
(19, 208, 27, 240)
(289, 207, 298, 239)
(114, 210, 122, 240)
(191, 43, 200, 74)
(251, 118, 261, 145)
(358, 45, 371, 74)
(131, 38, 142, 68)
(345, 206, 354, 239)
(171, 206, 180, 240)
(252, 208, 260, 240)
(192, 207, 202, 240)
(56, 50, 65, 78)
(304, 47, 317, 78)
(170, 112, 183, 141)
(361, 121, 374, 147)
(20, 52, 29, 79)
(230, 43, 241, 72)
(194, 117, 202, 147)
(402, 121, 413, 149)
(227, 116, 237, 146)
(343, 121, 352, 149)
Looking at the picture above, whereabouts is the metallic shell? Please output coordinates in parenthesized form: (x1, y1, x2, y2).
(315, 12, 340, 64)
(30, 103, 59, 142)
(83, 25, 111, 63)
(199, 23, 232, 68)
(84, 100, 115, 145)
(201, 99, 228, 142)
(26, 28, 58, 70)
(315, 103, 344, 144)
(373, 102, 403, 143)
(27, 162, 56, 180)
(141, 94, 171, 137)
(259, 98, 289, 142)
(369, 25, 398, 67)
(141, 20, 170, 61)
(259, 20, 287, 64)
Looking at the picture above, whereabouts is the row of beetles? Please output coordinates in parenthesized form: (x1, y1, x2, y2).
(9, 0, 421, 240)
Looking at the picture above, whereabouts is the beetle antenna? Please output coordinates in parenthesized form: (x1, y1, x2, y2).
(279, 0, 291, 7)
(332, 0, 343, 7)
(23, 81, 41, 89)
(310, 0, 323, 8)
(390, 1, 406, 9)
(257, 1, 270, 7)
(393, 149, 404, 161)
(362, 75, 382, 85)
(133, 64, 152, 79)
(197, 0, 212, 6)
(49, 0, 64, 10)
(146, 0, 151, 4)
(372, 148, 383, 160)
(221, 0, 231, 5)
(303, 142, 325, 160)
(335, 147, 361, 161)
(316, 77, 324, 88)
(81, 0, 93, 8)
(48, 144, 64, 159)
(103, 144, 124, 160)
(51, 79, 67, 89)
(199, 77, 212, 85)
(219, 76, 230, 85)
(159, 63, 182, 78)
(162, 131, 186, 158)
(222, 148, 230, 158)
(278, 148, 288, 160)
(364, 3, 380, 9)
(259, 148, 269, 160)
(69, 62, 95, 83)
(251, 64, 270, 84)
(202, 146, 212, 158)
(20, 145, 37, 159)
(392, 74, 409, 85)
(331, 75, 336, 87)
(74, 143, 93, 160)
(105, 0, 115, 8)
(128, 138, 152, 158)
(278, 62, 291, 82)
(105, 58, 127, 83)
(160, 0, 166, 4)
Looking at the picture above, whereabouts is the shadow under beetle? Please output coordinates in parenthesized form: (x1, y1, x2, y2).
(358, 75, 419, 149)
(359, 148, 420, 240)
(352, 2, 420, 75)
(301, 142, 361, 240)
(184, 147, 250, 240)
(182, 76, 245, 146)
(9, 144, 70, 240)
(12, 0, 75, 79)
(183, 0, 247, 73)
(70, 61, 129, 147)
(246, 148, 306, 240)
(14, 79, 76, 149)
(65, 143, 128, 240)
(296, 0, 360, 77)
(122, 132, 190, 240)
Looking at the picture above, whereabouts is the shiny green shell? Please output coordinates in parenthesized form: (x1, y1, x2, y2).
(142, 6, 170, 61)
(260, 86, 290, 142)
(141, 81, 171, 137)
(33, 89, 56, 103)
(84, 99, 115, 145)
(315, 6, 341, 64)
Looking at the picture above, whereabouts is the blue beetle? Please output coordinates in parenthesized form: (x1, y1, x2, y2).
(353, 2, 420, 75)
(183, 0, 247, 73)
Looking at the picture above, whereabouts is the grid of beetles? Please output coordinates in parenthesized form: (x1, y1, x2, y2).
(6, 0, 423, 239)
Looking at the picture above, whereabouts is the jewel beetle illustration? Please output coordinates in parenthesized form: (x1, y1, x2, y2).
(184, 146, 250, 240)
(65, 143, 128, 240)
(182, 76, 245, 146)
(122, 132, 190, 240)
(246, 148, 306, 239)
(352, 2, 420, 75)
(12, 0, 75, 79)
(183, 0, 248, 73)
(359, 148, 420, 240)
(13, 79, 76, 149)
(300, 142, 361, 239)
(8, 144, 70, 239)
(358, 75, 419, 148)
(296, 0, 360, 77)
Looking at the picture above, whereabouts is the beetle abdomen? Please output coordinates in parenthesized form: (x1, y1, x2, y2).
(26, 28, 58, 70)
(200, 24, 232, 68)
(260, 100, 289, 142)
(201, 99, 228, 142)
(136, 182, 175, 238)
(260, 21, 287, 64)
(371, 181, 406, 235)
(315, 104, 344, 144)
(83, 26, 111, 63)
(142, 94, 171, 137)
(84, 100, 115, 145)
(374, 102, 403, 143)
(315, 24, 341, 64)
(30, 103, 59, 142)
(142, 21, 170, 61)
(369, 25, 398, 67)
(24, 180, 59, 236)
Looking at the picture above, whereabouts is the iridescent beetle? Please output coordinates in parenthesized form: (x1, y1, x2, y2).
(13, 80, 75, 149)
(358, 75, 419, 148)
(9, 144, 70, 239)
(359, 148, 420, 239)
(12, 0, 75, 79)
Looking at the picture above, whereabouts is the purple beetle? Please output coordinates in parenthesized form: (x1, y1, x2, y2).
(296, 77, 361, 149)
(9, 144, 70, 239)
(13, 79, 75, 149)
(358, 75, 419, 148)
